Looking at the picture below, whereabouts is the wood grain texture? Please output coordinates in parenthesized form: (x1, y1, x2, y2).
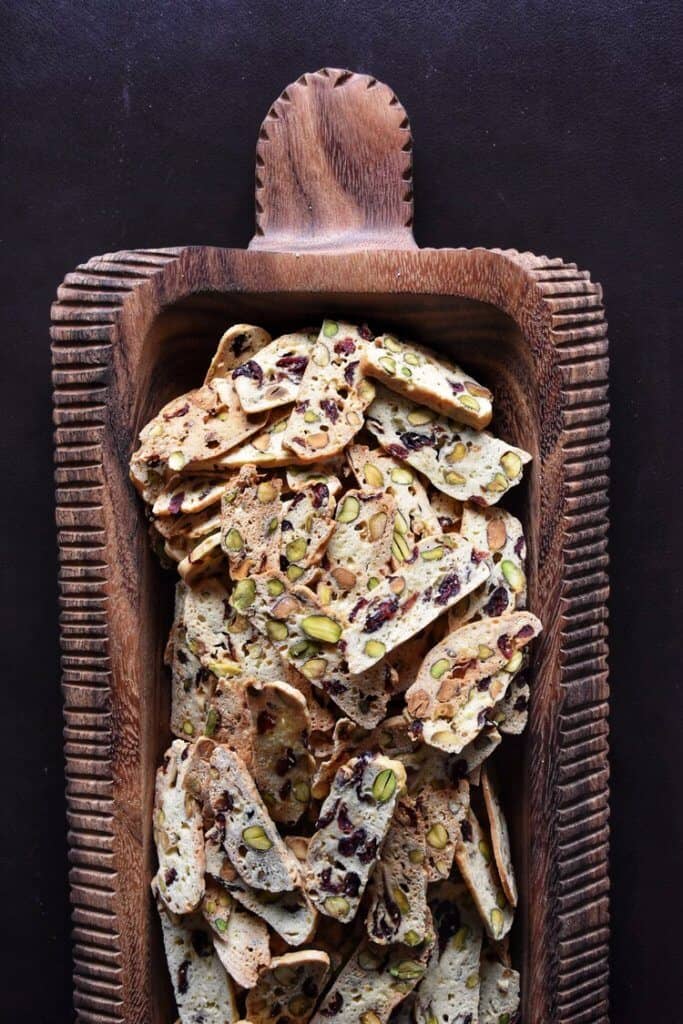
(52, 70, 609, 1023)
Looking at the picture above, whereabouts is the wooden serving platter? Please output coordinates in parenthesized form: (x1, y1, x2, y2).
(51, 68, 610, 1023)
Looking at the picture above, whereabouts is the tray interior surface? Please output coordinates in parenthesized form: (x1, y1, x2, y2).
(137, 288, 536, 1017)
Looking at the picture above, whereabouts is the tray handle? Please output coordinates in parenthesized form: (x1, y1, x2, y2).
(249, 68, 417, 252)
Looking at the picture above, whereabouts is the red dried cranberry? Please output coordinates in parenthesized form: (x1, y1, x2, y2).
(344, 360, 359, 385)
(275, 748, 297, 776)
(471, 548, 488, 563)
(164, 867, 177, 886)
(343, 872, 361, 896)
(477, 676, 492, 691)
(399, 431, 431, 451)
(320, 399, 340, 423)
(319, 867, 342, 894)
(449, 381, 465, 395)
(321, 992, 344, 1016)
(257, 710, 276, 734)
(516, 624, 535, 640)
(177, 960, 189, 994)
(168, 492, 185, 515)
(337, 804, 354, 833)
(276, 354, 308, 377)
(165, 402, 189, 420)
(484, 586, 510, 617)
(358, 323, 374, 340)
(514, 536, 526, 558)
(461, 819, 473, 842)
(214, 790, 234, 812)
(311, 482, 329, 508)
(357, 835, 378, 864)
(316, 798, 340, 830)
(364, 595, 399, 633)
(334, 338, 356, 356)
(232, 360, 263, 384)
(498, 634, 514, 659)
(435, 573, 461, 606)
(348, 597, 368, 623)
(386, 443, 409, 460)
(401, 593, 418, 615)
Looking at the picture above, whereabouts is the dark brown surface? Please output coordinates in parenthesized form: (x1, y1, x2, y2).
(1, 2, 681, 1022)
(51, 68, 608, 1022)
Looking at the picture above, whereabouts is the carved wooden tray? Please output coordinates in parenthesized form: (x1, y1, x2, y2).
(51, 68, 610, 1023)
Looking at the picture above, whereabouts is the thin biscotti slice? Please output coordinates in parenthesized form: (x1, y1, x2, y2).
(280, 483, 336, 581)
(305, 752, 406, 923)
(181, 577, 239, 674)
(310, 933, 432, 1024)
(417, 779, 470, 883)
(457, 503, 527, 623)
(205, 324, 272, 383)
(481, 764, 517, 907)
(344, 534, 490, 673)
(178, 529, 225, 583)
(415, 881, 483, 1024)
(245, 680, 314, 825)
(346, 444, 441, 543)
(232, 330, 317, 412)
(221, 471, 282, 579)
(366, 387, 531, 506)
(478, 950, 521, 1024)
(286, 460, 344, 497)
(361, 333, 493, 429)
(405, 612, 542, 753)
(153, 474, 237, 517)
(282, 320, 376, 463)
(232, 572, 395, 727)
(207, 745, 301, 893)
(130, 377, 268, 486)
(167, 582, 219, 740)
(455, 808, 514, 941)
(206, 836, 317, 947)
(366, 797, 429, 946)
(246, 951, 331, 1024)
(153, 885, 238, 1024)
(200, 878, 271, 989)
(153, 739, 205, 913)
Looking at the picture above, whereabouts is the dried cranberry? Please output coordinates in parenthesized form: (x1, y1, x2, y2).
(364, 595, 399, 633)
(484, 586, 510, 617)
(311, 482, 329, 508)
(191, 929, 212, 957)
(358, 323, 374, 340)
(321, 992, 344, 1016)
(334, 338, 356, 356)
(177, 960, 189, 994)
(232, 360, 263, 384)
(435, 573, 461, 606)
(343, 871, 361, 896)
(257, 710, 276, 734)
(449, 381, 465, 395)
(295, 400, 309, 413)
(344, 360, 359, 385)
(357, 836, 378, 865)
(498, 634, 514, 659)
(316, 798, 340, 830)
(514, 695, 529, 711)
(348, 597, 368, 623)
(471, 548, 488, 563)
(401, 593, 418, 615)
(324, 678, 345, 697)
(386, 443, 409, 460)
(461, 819, 473, 842)
(337, 804, 354, 833)
(399, 431, 431, 451)
(275, 748, 297, 776)
(516, 624, 535, 640)
(168, 492, 184, 515)
(321, 399, 340, 423)
(276, 354, 308, 377)
(164, 867, 177, 886)
(514, 536, 526, 558)
(477, 676, 491, 691)
(319, 867, 342, 894)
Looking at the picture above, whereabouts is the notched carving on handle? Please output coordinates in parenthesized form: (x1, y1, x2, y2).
(250, 67, 417, 252)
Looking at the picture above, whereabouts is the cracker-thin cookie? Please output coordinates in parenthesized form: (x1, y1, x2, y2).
(455, 808, 514, 941)
(361, 333, 493, 429)
(305, 753, 406, 923)
(481, 763, 518, 907)
(246, 951, 331, 1024)
(232, 330, 317, 412)
(366, 797, 429, 946)
(153, 885, 238, 1024)
(221, 470, 282, 578)
(282, 320, 375, 462)
(344, 534, 490, 673)
(205, 324, 272, 383)
(152, 739, 205, 914)
(366, 387, 531, 506)
(201, 878, 271, 989)
(478, 950, 521, 1024)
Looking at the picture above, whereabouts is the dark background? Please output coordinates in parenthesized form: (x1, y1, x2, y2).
(2, 0, 681, 1019)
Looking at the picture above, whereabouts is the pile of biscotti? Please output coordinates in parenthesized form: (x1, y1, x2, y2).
(131, 321, 542, 1024)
